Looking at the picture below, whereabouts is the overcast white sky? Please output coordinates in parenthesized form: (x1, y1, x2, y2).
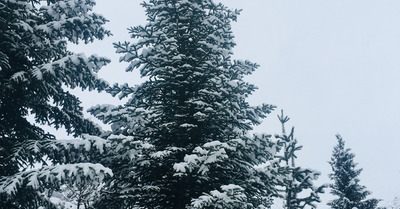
(69, 0, 400, 208)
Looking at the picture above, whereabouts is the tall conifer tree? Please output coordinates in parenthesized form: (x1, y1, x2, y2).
(0, 0, 112, 208)
(276, 111, 325, 209)
(328, 135, 380, 209)
(90, 0, 283, 208)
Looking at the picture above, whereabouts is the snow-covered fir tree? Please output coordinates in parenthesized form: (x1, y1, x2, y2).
(388, 196, 400, 209)
(275, 111, 326, 209)
(0, 0, 112, 208)
(328, 135, 381, 209)
(89, 0, 284, 208)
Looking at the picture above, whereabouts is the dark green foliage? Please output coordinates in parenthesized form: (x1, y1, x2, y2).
(275, 111, 326, 209)
(90, 0, 283, 208)
(0, 0, 111, 208)
(328, 135, 381, 209)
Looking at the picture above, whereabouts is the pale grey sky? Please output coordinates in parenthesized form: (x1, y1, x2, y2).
(69, 0, 400, 208)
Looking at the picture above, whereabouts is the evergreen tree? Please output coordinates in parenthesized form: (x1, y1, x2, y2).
(275, 111, 326, 209)
(0, 0, 112, 208)
(388, 196, 400, 209)
(90, 0, 283, 208)
(328, 134, 381, 209)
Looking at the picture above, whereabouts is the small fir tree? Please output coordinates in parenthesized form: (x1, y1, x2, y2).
(275, 110, 326, 209)
(389, 196, 400, 209)
(328, 134, 381, 209)
(0, 0, 112, 208)
(90, 0, 284, 208)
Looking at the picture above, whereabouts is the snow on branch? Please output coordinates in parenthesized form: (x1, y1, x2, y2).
(32, 53, 109, 90)
(191, 184, 248, 209)
(54, 134, 110, 154)
(0, 163, 112, 196)
(174, 140, 233, 176)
